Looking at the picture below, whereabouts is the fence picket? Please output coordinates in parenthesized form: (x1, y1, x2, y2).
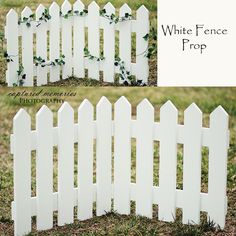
(21, 7, 34, 86)
(58, 102, 74, 225)
(96, 97, 112, 216)
(136, 6, 149, 84)
(73, 0, 85, 78)
(114, 96, 131, 214)
(49, 2, 60, 82)
(103, 3, 115, 82)
(119, 4, 132, 83)
(182, 104, 202, 224)
(136, 99, 154, 218)
(61, 0, 73, 79)
(6, 10, 19, 86)
(208, 106, 228, 228)
(13, 109, 31, 235)
(158, 101, 178, 222)
(77, 100, 94, 220)
(36, 4, 48, 85)
(88, 1, 100, 80)
(36, 105, 53, 230)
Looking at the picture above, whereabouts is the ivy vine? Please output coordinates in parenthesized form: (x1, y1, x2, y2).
(18, 13, 35, 27)
(60, 9, 88, 18)
(143, 26, 157, 58)
(36, 8, 51, 27)
(100, 9, 132, 24)
(34, 54, 65, 67)
(84, 47, 105, 61)
(114, 56, 145, 86)
(13, 64, 26, 87)
(18, 8, 51, 28)
(3, 52, 14, 62)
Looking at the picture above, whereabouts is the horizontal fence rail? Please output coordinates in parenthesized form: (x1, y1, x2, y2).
(5, 0, 150, 87)
(11, 97, 229, 236)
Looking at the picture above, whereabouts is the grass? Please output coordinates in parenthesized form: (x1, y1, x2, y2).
(0, 0, 157, 86)
(0, 87, 236, 235)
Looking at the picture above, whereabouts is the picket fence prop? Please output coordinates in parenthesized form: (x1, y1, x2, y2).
(11, 97, 229, 236)
(5, 0, 149, 87)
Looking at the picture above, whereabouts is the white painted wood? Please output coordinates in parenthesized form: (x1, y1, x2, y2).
(36, 105, 53, 230)
(182, 103, 202, 224)
(12, 183, 219, 219)
(21, 7, 34, 86)
(49, 2, 60, 82)
(6, 9, 19, 86)
(208, 106, 229, 229)
(136, 6, 149, 84)
(13, 109, 31, 236)
(61, 0, 73, 79)
(96, 97, 112, 216)
(103, 3, 115, 82)
(136, 99, 154, 218)
(88, 1, 100, 80)
(77, 99, 94, 220)
(58, 102, 74, 225)
(73, 0, 85, 78)
(36, 4, 48, 85)
(119, 4, 132, 83)
(158, 101, 178, 222)
(114, 96, 131, 214)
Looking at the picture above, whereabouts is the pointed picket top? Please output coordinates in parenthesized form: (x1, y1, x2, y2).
(36, 105, 53, 119)
(6, 8, 18, 20)
(78, 99, 93, 113)
(58, 102, 74, 114)
(88, 1, 100, 11)
(137, 98, 154, 114)
(210, 106, 228, 129)
(36, 4, 45, 18)
(73, 0, 85, 11)
(49, 1, 60, 12)
(120, 3, 131, 16)
(21, 6, 33, 19)
(137, 5, 149, 17)
(115, 96, 131, 109)
(61, 0, 72, 14)
(104, 2, 115, 14)
(13, 108, 30, 123)
(160, 100, 177, 114)
(97, 96, 111, 110)
(184, 103, 202, 117)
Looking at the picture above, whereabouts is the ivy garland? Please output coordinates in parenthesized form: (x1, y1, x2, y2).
(18, 13, 35, 27)
(13, 64, 26, 87)
(114, 57, 145, 86)
(100, 9, 132, 24)
(143, 26, 157, 59)
(3, 52, 14, 62)
(60, 9, 88, 18)
(83, 47, 145, 86)
(34, 55, 65, 67)
(84, 47, 105, 61)
(18, 8, 51, 27)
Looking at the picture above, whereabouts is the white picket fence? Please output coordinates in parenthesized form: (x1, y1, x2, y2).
(5, 1, 149, 86)
(11, 97, 229, 236)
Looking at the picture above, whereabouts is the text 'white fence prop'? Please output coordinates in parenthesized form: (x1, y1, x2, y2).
(11, 97, 229, 236)
(5, 0, 149, 87)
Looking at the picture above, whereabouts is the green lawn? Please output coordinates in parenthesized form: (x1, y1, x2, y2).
(0, 87, 235, 235)
(0, 0, 157, 86)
